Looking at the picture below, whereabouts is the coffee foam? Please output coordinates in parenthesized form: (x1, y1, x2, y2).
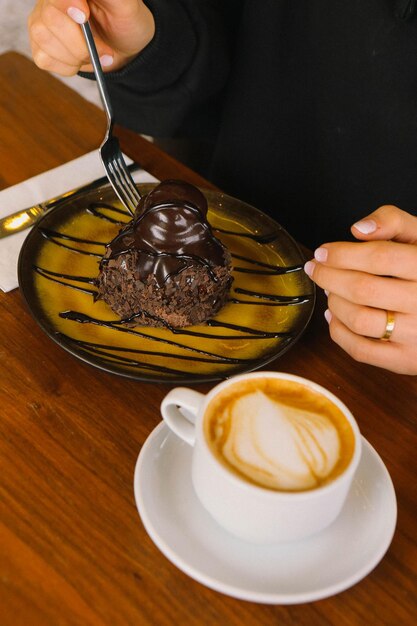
(204, 378, 355, 492)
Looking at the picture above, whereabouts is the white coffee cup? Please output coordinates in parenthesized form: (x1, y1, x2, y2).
(160, 371, 362, 544)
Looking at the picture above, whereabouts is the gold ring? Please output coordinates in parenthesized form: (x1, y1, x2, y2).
(381, 310, 395, 341)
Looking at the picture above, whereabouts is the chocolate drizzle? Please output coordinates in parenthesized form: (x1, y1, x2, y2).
(59, 310, 292, 340)
(40, 228, 104, 257)
(53, 334, 288, 377)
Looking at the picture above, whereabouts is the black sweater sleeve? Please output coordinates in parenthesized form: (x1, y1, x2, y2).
(81, 0, 237, 138)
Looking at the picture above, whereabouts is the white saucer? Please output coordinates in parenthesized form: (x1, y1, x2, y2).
(134, 423, 397, 604)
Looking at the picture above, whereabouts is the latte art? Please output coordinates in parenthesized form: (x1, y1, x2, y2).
(204, 378, 356, 492)
(220, 391, 340, 490)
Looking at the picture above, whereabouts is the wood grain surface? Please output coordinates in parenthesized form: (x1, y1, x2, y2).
(0, 52, 416, 626)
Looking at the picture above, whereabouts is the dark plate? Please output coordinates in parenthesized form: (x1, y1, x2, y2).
(18, 183, 315, 384)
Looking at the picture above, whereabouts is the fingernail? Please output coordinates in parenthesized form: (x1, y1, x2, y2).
(314, 247, 328, 262)
(324, 309, 332, 324)
(100, 55, 114, 67)
(67, 7, 86, 24)
(352, 219, 377, 234)
(304, 260, 315, 277)
(324, 289, 329, 296)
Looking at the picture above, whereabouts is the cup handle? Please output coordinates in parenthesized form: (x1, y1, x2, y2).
(160, 387, 205, 446)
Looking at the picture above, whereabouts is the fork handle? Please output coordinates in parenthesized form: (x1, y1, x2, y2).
(81, 21, 113, 127)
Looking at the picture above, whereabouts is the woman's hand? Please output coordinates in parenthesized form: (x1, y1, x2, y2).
(28, 0, 155, 75)
(304, 205, 417, 374)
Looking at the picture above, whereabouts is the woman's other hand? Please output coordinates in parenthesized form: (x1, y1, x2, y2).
(304, 205, 417, 374)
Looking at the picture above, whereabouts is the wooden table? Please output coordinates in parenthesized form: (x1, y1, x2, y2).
(0, 52, 416, 626)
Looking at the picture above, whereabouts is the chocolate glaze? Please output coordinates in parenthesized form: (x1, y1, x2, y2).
(100, 180, 229, 288)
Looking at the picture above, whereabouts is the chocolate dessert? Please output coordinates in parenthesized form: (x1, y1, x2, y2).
(95, 180, 233, 328)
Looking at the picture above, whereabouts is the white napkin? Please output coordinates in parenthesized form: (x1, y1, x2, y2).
(0, 150, 158, 292)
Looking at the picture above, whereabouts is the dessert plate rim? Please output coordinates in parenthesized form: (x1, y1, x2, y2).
(18, 184, 315, 384)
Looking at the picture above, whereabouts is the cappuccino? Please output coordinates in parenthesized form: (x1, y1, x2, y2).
(203, 377, 356, 492)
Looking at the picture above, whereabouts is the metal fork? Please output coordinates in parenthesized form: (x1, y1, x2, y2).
(81, 21, 141, 215)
